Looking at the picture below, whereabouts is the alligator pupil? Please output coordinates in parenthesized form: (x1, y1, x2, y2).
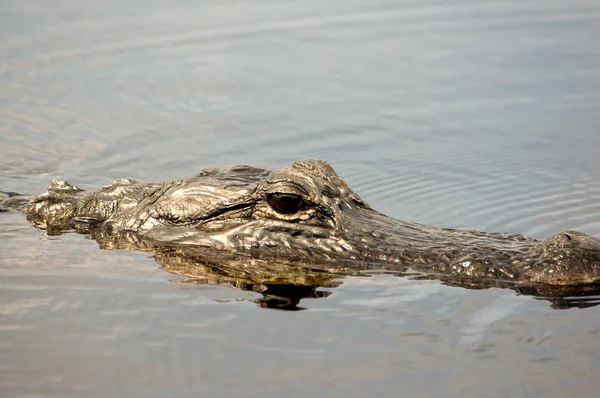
(267, 193, 303, 215)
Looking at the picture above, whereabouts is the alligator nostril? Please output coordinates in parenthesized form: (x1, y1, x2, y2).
(563, 234, 572, 241)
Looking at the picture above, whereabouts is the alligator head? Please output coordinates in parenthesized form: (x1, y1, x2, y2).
(23, 159, 600, 287)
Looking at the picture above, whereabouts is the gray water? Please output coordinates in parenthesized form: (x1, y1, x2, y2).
(1, 0, 600, 396)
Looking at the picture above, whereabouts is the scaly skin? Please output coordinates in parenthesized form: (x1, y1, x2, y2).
(19, 159, 600, 286)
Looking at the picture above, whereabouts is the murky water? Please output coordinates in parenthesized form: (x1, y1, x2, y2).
(2, 0, 600, 396)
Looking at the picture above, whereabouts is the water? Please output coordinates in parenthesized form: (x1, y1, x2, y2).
(1, 0, 600, 396)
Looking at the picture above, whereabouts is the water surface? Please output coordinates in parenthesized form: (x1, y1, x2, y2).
(1, 0, 600, 397)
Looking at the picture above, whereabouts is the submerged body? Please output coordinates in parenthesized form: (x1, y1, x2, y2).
(19, 159, 600, 285)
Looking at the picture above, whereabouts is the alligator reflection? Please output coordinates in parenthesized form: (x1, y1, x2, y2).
(157, 249, 345, 310)
(414, 276, 600, 310)
(88, 229, 600, 310)
(92, 230, 345, 310)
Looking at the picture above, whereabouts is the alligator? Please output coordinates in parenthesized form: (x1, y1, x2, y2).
(14, 158, 600, 282)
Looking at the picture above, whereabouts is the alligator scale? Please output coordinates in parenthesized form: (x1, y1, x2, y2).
(14, 159, 599, 293)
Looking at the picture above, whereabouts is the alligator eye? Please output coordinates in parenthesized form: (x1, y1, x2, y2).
(267, 193, 303, 215)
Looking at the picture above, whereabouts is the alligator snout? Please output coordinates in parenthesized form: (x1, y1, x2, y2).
(522, 230, 600, 285)
(547, 230, 600, 249)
